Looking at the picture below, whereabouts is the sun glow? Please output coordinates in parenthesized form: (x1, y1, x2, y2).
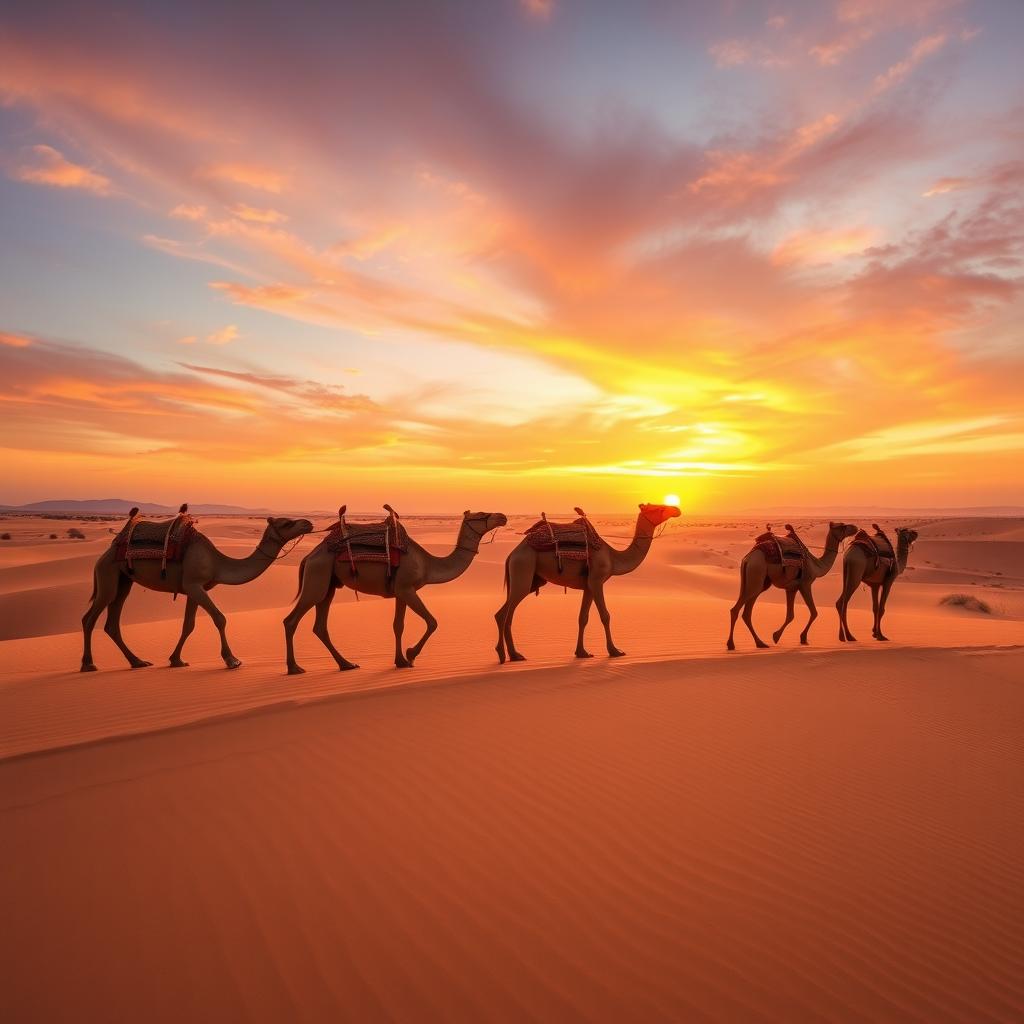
(663, 493, 680, 508)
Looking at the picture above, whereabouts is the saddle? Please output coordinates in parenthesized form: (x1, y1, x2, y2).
(326, 504, 408, 573)
(753, 524, 804, 582)
(114, 504, 198, 577)
(524, 508, 603, 570)
(852, 524, 896, 577)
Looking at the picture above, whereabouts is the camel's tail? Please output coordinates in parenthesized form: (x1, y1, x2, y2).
(292, 554, 308, 604)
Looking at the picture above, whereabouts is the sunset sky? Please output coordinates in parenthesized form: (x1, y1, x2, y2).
(2, 0, 1022, 512)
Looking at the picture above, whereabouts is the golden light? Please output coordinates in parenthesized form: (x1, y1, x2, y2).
(663, 493, 680, 507)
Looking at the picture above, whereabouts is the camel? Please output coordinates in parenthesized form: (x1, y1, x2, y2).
(836, 526, 918, 642)
(81, 513, 313, 672)
(726, 521, 857, 651)
(284, 508, 508, 674)
(494, 503, 680, 663)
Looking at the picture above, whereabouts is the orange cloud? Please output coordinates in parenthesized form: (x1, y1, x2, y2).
(10, 145, 110, 194)
(230, 203, 288, 224)
(170, 203, 207, 220)
(200, 162, 289, 193)
(772, 226, 877, 265)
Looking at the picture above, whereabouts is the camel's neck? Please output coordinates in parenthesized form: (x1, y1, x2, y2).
(213, 530, 283, 585)
(804, 529, 841, 578)
(424, 520, 487, 585)
(609, 514, 657, 576)
(896, 534, 912, 574)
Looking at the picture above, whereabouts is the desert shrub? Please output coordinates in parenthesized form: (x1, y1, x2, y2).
(0, 532, 10, 540)
(50, 533, 58, 539)
(67, 527, 86, 539)
(940, 593, 992, 614)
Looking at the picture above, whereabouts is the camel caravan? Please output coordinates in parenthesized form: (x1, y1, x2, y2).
(81, 503, 918, 672)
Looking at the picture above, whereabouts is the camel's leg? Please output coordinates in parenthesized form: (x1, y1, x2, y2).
(283, 558, 334, 675)
(402, 590, 437, 666)
(729, 559, 769, 650)
(575, 589, 594, 658)
(169, 597, 198, 667)
(772, 588, 796, 645)
(185, 585, 240, 669)
(590, 579, 624, 657)
(103, 574, 152, 668)
(500, 571, 534, 663)
(392, 598, 411, 668)
(727, 568, 747, 651)
(836, 562, 859, 642)
(741, 593, 770, 649)
(798, 582, 818, 645)
(312, 586, 358, 670)
(874, 579, 894, 641)
(81, 564, 120, 671)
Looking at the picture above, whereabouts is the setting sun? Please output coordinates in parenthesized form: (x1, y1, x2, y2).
(663, 494, 681, 508)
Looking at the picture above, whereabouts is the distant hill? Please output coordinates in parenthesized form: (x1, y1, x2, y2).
(0, 498, 271, 515)
(745, 505, 1024, 517)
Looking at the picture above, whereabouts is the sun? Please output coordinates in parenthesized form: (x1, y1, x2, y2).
(663, 493, 680, 507)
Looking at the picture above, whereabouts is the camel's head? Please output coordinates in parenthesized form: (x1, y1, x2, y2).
(639, 503, 682, 526)
(463, 510, 508, 534)
(896, 526, 919, 546)
(829, 521, 858, 541)
(265, 516, 314, 542)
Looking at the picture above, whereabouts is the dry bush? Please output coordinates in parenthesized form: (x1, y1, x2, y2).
(67, 527, 87, 539)
(939, 593, 992, 614)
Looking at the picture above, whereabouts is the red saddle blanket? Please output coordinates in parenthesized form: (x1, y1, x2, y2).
(326, 519, 409, 567)
(852, 529, 895, 573)
(114, 516, 198, 565)
(524, 517, 603, 560)
(753, 531, 804, 568)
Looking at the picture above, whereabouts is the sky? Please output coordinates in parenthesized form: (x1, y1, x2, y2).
(1, 0, 1022, 513)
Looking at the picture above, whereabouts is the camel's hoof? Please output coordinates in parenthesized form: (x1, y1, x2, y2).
(405, 648, 418, 665)
(226, 658, 242, 670)
(509, 653, 526, 662)
(726, 642, 735, 652)
(287, 665, 306, 675)
(755, 641, 769, 649)
(876, 635, 889, 642)
(575, 650, 593, 659)
(772, 632, 782, 645)
(130, 660, 153, 669)
(838, 634, 845, 642)
(80, 663, 98, 673)
(847, 636, 858, 643)
(169, 659, 189, 668)
(608, 648, 626, 658)
(395, 658, 412, 669)
(337, 661, 359, 671)
(497, 650, 506, 665)
(799, 638, 809, 646)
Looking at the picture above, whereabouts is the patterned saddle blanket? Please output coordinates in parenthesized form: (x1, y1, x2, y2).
(114, 515, 198, 567)
(852, 528, 895, 575)
(524, 517, 604, 560)
(326, 518, 409, 567)
(753, 528, 804, 572)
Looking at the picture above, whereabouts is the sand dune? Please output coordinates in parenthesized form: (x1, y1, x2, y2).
(1, 513, 1022, 1020)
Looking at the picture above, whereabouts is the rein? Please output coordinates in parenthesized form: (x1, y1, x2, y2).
(456, 515, 496, 553)
(257, 524, 306, 561)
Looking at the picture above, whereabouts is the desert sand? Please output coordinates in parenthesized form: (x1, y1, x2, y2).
(2, 512, 1022, 1021)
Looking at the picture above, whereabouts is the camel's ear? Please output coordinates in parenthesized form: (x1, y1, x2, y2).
(179, 503, 188, 514)
(463, 509, 470, 516)
(266, 516, 273, 524)
(338, 505, 347, 518)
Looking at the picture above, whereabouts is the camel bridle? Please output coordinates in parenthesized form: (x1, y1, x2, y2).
(456, 513, 497, 553)
(257, 520, 308, 561)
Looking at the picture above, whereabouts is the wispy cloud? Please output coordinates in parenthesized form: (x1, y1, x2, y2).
(9, 145, 110, 194)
